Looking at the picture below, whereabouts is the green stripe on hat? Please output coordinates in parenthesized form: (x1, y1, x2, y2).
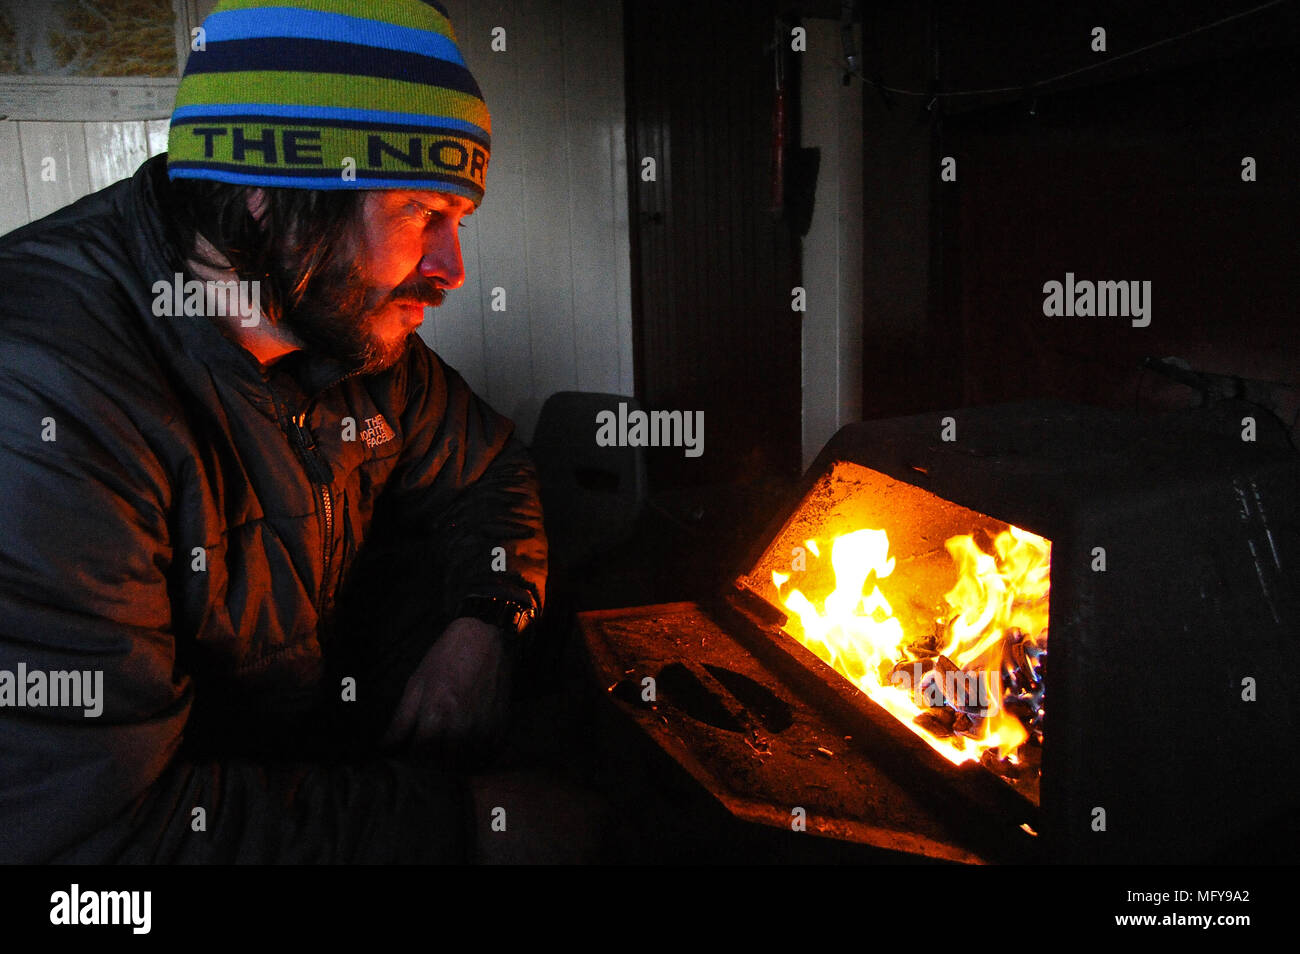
(169, 122, 489, 197)
(173, 72, 491, 138)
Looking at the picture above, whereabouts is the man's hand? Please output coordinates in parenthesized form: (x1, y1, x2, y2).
(381, 616, 513, 764)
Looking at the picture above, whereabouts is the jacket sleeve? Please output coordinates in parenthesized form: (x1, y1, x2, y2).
(0, 348, 470, 864)
(376, 343, 548, 622)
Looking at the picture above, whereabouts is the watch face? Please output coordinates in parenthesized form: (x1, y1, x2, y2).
(461, 596, 533, 635)
(508, 604, 536, 634)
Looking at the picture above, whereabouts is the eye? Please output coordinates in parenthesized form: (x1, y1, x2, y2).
(404, 200, 471, 229)
(405, 201, 437, 222)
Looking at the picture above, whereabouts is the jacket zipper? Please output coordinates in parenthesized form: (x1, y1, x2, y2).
(287, 368, 361, 618)
(290, 409, 334, 615)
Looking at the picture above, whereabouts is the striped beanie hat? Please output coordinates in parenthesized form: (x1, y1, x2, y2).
(167, 0, 491, 206)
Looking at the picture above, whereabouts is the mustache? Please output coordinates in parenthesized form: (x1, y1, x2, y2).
(386, 282, 446, 309)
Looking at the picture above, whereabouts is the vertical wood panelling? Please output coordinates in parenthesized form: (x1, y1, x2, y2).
(564, 0, 621, 395)
(425, 268, 490, 395)
(422, 0, 489, 392)
(418, 0, 632, 440)
(1, 0, 632, 445)
(146, 119, 170, 157)
(515, 0, 578, 433)
(452, 0, 537, 431)
(605, 3, 634, 398)
(857, 2, 939, 420)
(84, 121, 150, 192)
(625, 0, 802, 488)
(20, 122, 89, 221)
(0, 122, 28, 235)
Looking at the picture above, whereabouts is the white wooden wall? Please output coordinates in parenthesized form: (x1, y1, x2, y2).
(0, 120, 171, 233)
(801, 19, 865, 470)
(0, 0, 633, 443)
(428, 0, 633, 441)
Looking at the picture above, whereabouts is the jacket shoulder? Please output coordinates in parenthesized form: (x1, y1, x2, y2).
(0, 179, 178, 422)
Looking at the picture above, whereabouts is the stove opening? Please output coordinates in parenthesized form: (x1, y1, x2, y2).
(739, 461, 1051, 805)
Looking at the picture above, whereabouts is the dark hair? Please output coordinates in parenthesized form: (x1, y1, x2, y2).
(163, 176, 367, 325)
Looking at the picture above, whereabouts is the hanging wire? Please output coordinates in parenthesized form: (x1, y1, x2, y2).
(834, 0, 1290, 99)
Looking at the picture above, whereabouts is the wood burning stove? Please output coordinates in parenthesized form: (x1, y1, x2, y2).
(579, 401, 1299, 863)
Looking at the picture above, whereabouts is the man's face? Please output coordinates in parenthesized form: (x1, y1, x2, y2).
(278, 189, 473, 374)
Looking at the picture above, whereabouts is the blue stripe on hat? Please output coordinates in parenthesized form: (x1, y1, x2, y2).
(186, 37, 483, 99)
(203, 8, 465, 65)
(171, 103, 489, 143)
(169, 162, 484, 198)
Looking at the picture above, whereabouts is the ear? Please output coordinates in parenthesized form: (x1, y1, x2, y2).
(245, 187, 269, 222)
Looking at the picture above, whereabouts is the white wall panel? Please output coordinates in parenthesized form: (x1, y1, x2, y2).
(84, 121, 151, 192)
(441, 0, 535, 433)
(801, 19, 865, 470)
(20, 121, 89, 221)
(418, 0, 632, 440)
(564, 0, 624, 396)
(146, 119, 170, 157)
(425, 0, 488, 389)
(513, 0, 579, 435)
(0, 122, 28, 235)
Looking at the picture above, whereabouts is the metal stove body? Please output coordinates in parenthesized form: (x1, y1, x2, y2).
(580, 402, 1299, 863)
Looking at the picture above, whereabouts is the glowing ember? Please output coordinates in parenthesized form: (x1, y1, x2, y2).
(772, 524, 1050, 767)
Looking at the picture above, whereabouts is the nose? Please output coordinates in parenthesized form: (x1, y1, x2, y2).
(417, 221, 466, 290)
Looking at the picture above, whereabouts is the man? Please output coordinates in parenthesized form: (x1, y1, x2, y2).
(0, 0, 547, 862)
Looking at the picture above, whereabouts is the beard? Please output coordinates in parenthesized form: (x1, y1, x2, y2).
(273, 239, 446, 376)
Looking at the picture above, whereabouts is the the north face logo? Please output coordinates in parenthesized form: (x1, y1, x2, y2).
(360, 414, 394, 449)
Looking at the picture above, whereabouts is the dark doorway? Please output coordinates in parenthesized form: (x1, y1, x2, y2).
(624, 0, 803, 492)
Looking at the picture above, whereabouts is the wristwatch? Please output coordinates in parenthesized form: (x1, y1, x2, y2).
(454, 595, 537, 637)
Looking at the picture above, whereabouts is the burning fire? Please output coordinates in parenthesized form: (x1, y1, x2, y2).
(772, 525, 1050, 768)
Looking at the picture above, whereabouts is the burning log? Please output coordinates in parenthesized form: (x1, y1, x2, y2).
(903, 617, 946, 657)
(890, 657, 935, 680)
(913, 708, 957, 737)
(917, 654, 990, 716)
(918, 654, 959, 708)
(1003, 638, 1028, 693)
(933, 654, 958, 676)
(981, 748, 1022, 779)
(1002, 630, 1046, 692)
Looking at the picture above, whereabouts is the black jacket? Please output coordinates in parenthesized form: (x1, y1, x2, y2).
(0, 155, 546, 863)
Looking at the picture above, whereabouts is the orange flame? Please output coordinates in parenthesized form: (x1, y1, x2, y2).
(772, 524, 1050, 766)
